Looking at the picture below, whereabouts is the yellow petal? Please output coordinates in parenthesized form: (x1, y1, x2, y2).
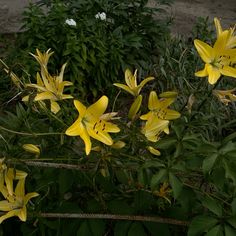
(24, 192, 39, 205)
(102, 121, 120, 133)
(0, 201, 16, 211)
(87, 128, 113, 146)
(125, 69, 136, 89)
(195, 64, 209, 77)
(15, 179, 25, 197)
(79, 127, 92, 155)
(147, 146, 161, 156)
(137, 76, 155, 94)
(74, 100, 87, 116)
(148, 91, 159, 110)
(22, 144, 40, 155)
(194, 39, 214, 63)
(220, 65, 236, 78)
(87, 96, 108, 118)
(159, 91, 178, 98)
(128, 95, 142, 120)
(214, 17, 222, 37)
(206, 64, 221, 84)
(4, 169, 14, 196)
(34, 91, 55, 101)
(17, 206, 27, 222)
(0, 209, 21, 224)
(58, 63, 67, 83)
(164, 109, 181, 120)
(113, 83, 135, 96)
(65, 119, 83, 136)
(140, 112, 152, 121)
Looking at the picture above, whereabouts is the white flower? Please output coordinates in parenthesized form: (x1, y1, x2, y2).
(65, 18, 77, 26)
(95, 12, 106, 21)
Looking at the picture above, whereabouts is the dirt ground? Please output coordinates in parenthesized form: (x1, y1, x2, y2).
(0, 0, 235, 35)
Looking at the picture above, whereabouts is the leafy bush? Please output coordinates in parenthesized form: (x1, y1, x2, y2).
(7, 0, 172, 99)
(1, 12, 236, 236)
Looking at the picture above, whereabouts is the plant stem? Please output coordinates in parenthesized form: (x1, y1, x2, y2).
(37, 212, 189, 226)
(0, 125, 61, 136)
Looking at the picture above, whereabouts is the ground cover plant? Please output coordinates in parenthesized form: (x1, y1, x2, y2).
(0, 1, 236, 235)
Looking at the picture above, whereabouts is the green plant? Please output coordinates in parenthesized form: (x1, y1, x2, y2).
(8, 0, 172, 100)
(1, 15, 236, 236)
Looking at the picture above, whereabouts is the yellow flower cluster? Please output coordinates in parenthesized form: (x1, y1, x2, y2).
(194, 18, 236, 106)
(0, 159, 38, 223)
(194, 17, 236, 85)
(22, 49, 73, 114)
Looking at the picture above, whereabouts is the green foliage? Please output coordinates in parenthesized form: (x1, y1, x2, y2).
(1, 6, 236, 236)
(7, 0, 172, 99)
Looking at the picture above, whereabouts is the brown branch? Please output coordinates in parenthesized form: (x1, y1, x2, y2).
(21, 160, 86, 170)
(38, 212, 189, 226)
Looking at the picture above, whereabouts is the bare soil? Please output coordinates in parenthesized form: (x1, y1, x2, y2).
(0, 0, 235, 35)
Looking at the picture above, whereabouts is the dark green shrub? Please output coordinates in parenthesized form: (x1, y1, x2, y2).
(8, 0, 172, 99)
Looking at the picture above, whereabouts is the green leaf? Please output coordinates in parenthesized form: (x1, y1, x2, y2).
(227, 217, 236, 229)
(108, 200, 134, 215)
(223, 160, 236, 185)
(219, 141, 236, 155)
(232, 199, 236, 215)
(188, 215, 218, 236)
(202, 153, 218, 174)
(88, 220, 106, 236)
(142, 160, 165, 169)
(128, 223, 146, 236)
(143, 222, 170, 236)
(115, 170, 129, 184)
(205, 225, 223, 236)
(58, 169, 74, 196)
(150, 169, 167, 190)
(202, 197, 222, 217)
(156, 137, 177, 149)
(77, 221, 92, 236)
(114, 221, 131, 236)
(169, 172, 183, 199)
(225, 224, 236, 236)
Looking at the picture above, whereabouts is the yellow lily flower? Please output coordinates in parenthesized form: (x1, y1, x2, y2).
(214, 17, 236, 49)
(0, 159, 27, 197)
(22, 49, 73, 114)
(113, 69, 154, 97)
(65, 96, 120, 155)
(30, 48, 54, 68)
(194, 38, 236, 84)
(0, 179, 39, 224)
(140, 91, 180, 142)
(213, 88, 236, 105)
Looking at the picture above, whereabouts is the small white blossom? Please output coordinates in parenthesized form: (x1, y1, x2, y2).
(65, 18, 77, 26)
(95, 12, 106, 21)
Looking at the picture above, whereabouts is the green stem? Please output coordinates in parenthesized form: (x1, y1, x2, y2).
(0, 125, 62, 136)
